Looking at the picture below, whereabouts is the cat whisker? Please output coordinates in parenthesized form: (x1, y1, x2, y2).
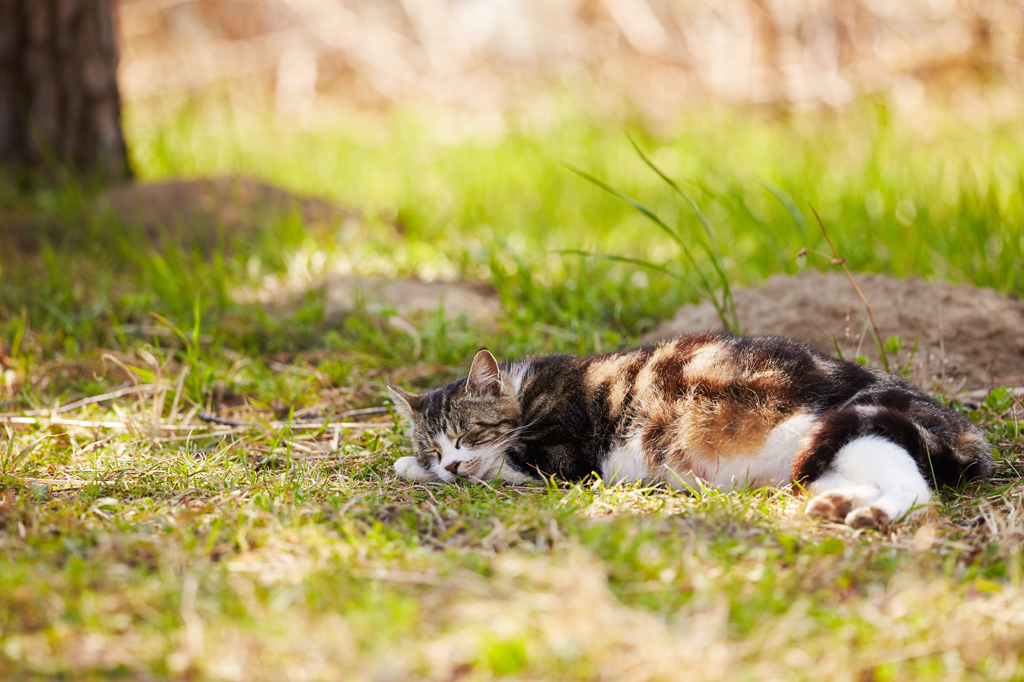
(486, 434, 523, 456)
(502, 416, 542, 437)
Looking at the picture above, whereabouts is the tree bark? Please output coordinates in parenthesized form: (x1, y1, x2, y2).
(0, 0, 131, 180)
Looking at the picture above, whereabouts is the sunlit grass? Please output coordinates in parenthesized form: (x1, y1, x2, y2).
(127, 98, 1024, 294)
(0, 97, 1022, 679)
(0, 391, 1020, 679)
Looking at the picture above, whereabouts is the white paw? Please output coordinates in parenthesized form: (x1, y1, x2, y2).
(806, 484, 882, 523)
(806, 436, 933, 528)
(394, 456, 437, 482)
(806, 491, 891, 528)
(806, 485, 930, 528)
(844, 505, 894, 529)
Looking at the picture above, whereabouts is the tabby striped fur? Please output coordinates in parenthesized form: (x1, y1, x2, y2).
(389, 332, 992, 527)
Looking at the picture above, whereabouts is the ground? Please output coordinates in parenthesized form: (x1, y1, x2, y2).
(0, 103, 1023, 680)
(645, 271, 1024, 391)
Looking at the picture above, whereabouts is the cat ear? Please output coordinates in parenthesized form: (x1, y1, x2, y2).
(387, 384, 425, 415)
(467, 349, 502, 397)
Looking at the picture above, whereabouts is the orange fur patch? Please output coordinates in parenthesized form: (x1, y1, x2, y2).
(583, 355, 634, 419)
(632, 341, 795, 474)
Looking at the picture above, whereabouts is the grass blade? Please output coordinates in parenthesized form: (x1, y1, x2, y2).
(626, 138, 740, 332)
(830, 332, 845, 360)
(562, 163, 689, 253)
(628, 137, 723, 257)
(808, 204, 890, 372)
(558, 250, 699, 296)
(740, 174, 807, 238)
(4, 436, 48, 474)
(563, 163, 729, 326)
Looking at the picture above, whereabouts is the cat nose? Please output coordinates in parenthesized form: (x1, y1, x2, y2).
(444, 461, 460, 475)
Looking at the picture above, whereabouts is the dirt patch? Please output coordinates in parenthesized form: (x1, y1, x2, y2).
(323, 275, 500, 322)
(101, 175, 356, 248)
(643, 271, 1024, 391)
(1, 175, 357, 254)
(98, 176, 498, 323)
(238, 273, 501, 324)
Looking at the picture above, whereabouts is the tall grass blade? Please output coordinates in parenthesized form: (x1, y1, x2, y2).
(562, 164, 689, 253)
(558, 250, 699, 296)
(741, 174, 807, 238)
(830, 332, 845, 360)
(628, 139, 739, 332)
(628, 137, 723, 256)
(563, 163, 735, 331)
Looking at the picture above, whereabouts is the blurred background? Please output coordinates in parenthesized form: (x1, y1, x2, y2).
(117, 0, 1024, 125)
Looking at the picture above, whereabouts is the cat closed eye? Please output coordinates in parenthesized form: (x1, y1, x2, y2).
(456, 428, 488, 448)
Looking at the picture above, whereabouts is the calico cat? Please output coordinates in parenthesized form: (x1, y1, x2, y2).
(388, 332, 992, 527)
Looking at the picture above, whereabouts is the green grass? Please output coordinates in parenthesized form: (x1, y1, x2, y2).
(0, 96, 1023, 680)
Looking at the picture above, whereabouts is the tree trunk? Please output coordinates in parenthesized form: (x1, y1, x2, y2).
(0, 0, 131, 180)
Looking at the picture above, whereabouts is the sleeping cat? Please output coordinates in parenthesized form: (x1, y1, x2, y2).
(389, 332, 992, 528)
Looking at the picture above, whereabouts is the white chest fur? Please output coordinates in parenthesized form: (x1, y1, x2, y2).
(601, 432, 654, 484)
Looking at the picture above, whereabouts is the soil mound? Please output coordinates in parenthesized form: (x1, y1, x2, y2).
(643, 271, 1024, 391)
(1, 176, 356, 254)
(101, 175, 355, 249)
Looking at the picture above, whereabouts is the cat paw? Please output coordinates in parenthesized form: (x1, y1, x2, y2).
(806, 488, 895, 529)
(845, 506, 892, 529)
(805, 491, 856, 522)
(806, 484, 882, 524)
(394, 456, 436, 482)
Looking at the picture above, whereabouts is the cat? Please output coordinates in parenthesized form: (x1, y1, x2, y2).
(388, 332, 992, 527)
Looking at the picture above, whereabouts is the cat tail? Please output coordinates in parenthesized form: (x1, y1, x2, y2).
(791, 397, 992, 490)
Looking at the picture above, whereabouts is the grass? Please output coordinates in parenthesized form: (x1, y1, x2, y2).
(1, 95, 1023, 679)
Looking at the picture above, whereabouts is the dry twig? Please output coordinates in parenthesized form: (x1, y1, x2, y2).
(0, 414, 386, 432)
(807, 204, 891, 371)
(0, 384, 156, 419)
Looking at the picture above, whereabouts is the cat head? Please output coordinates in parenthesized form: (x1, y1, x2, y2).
(388, 349, 523, 482)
